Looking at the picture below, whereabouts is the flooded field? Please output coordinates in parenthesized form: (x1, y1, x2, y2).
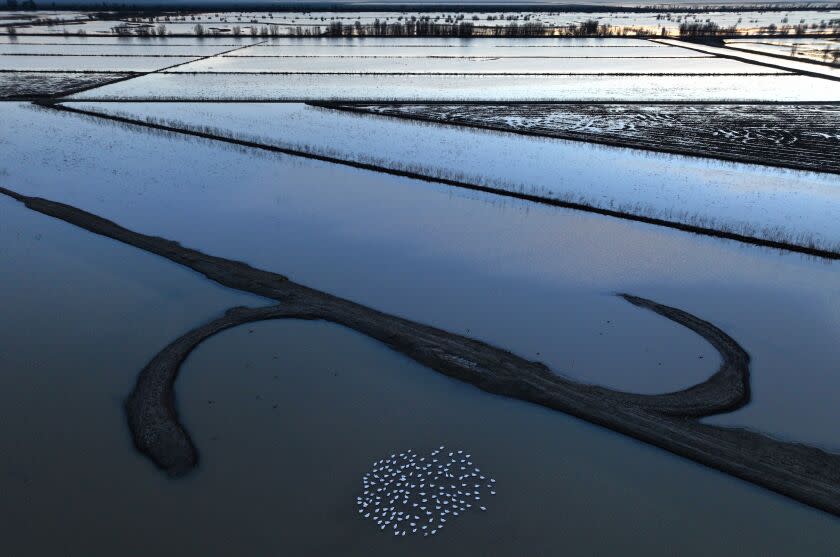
(62, 101, 839, 253)
(1, 8, 839, 556)
(2, 98, 840, 554)
(725, 37, 840, 65)
(169, 55, 778, 74)
(71, 72, 840, 101)
(0, 54, 197, 71)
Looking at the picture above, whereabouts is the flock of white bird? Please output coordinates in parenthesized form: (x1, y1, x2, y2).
(356, 446, 496, 537)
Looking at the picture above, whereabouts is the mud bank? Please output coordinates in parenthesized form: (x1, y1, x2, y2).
(2, 186, 840, 517)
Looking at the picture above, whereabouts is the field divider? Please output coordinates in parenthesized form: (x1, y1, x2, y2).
(219, 54, 713, 59)
(0, 53, 211, 57)
(648, 38, 840, 82)
(36, 100, 840, 261)
(50, 39, 268, 99)
(156, 71, 787, 76)
(53, 98, 840, 105)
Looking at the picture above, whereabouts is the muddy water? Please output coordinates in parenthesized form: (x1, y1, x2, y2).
(0, 101, 839, 554)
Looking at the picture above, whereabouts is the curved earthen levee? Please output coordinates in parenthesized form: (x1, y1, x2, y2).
(125, 305, 319, 476)
(2, 186, 840, 517)
(124, 294, 749, 476)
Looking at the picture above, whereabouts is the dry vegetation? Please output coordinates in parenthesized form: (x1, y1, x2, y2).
(0, 70, 134, 98)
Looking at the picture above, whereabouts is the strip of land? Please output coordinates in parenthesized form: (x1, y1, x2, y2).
(2, 185, 840, 518)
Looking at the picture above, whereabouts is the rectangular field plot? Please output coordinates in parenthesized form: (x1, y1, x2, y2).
(347, 103, 840, 174)
(656, 39, 840, 80)
(0, 71, 132, 98)
(0, 43, 241, 56)
(0, 55, 197, 72)
(227, 44, 707, 58)
(63, 101, 840, 252)
(169, 55, 784, 75)
(257, 37, 663, 47)
(0, 36, 261, 46)
(725, 38, 840, 65)
(69, 72, 840, 101)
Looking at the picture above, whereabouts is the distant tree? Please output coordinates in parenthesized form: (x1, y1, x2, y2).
(679, 21, 721, 38)
(7, 25, 16, 35)
(112, 24, 132, 36)
(581, 19, 599, 35)
(157, 24, 166, 36)
(232, 25, 241, 36)
(194, 23, 204, 36)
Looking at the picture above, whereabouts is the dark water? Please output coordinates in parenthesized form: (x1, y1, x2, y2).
(1, 202, 838, 554)
(1, 100, 839, 554)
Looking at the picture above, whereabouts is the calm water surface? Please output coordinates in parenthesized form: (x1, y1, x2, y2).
(0, 101, 838, 554)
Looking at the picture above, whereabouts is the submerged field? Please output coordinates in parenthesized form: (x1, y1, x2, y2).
(0, 12, 839, 556)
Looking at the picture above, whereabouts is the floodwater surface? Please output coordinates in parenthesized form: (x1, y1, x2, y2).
(1, 17, 840, 557)
(0, 101, 838, 451)
(1, 195, 839, 556)
(65, 101, 840, 252)
(69, 72, 840, 101)
(169, 55, 777, 74)
(0, 54, 197, 71)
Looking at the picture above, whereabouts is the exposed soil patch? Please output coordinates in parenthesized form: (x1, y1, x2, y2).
(324, 103, 840, 174)
(0, 71, 136, 99)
